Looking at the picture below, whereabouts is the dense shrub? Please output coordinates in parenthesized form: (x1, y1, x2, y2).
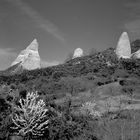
(46, 110, 99, 140)
(0, 96, 12, 139)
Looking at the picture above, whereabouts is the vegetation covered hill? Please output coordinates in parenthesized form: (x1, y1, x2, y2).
(0, 40, 140, 139)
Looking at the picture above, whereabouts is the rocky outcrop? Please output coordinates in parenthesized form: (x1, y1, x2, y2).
(115, 32, 131, 59)
(11, 39, 41, 70)
(131, 49, 140, 59)
(72, 48, 83, 59)
(131, 39, 140, 54)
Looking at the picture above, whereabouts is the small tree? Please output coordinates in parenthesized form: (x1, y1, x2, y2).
(10, 91, 49, 138)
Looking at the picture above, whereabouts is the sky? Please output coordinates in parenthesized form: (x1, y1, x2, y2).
(0, 0, 140, 70)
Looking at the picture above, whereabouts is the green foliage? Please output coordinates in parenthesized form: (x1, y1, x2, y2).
(46, 107, 99, 140)
(81, 101, 101, 117)
(0, 87, 13, 139)
(59, 77, 87, 96)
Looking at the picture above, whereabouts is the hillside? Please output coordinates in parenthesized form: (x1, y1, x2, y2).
(0, 40, 140, 140)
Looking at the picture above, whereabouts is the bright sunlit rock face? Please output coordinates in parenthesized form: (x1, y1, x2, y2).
(132, 49, 140, 59)
(73, 48, 84, 59)
(11, 39, 41, 70)
(115, 32, 131, 59)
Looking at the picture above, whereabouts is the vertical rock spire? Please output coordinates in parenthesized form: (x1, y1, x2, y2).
(11, 39, 41, 70)
(26, 39, 38, 51)
(115, 32, 131, 59)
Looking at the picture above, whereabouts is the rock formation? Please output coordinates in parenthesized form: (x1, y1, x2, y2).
(72, 48, 84, 59)
(11, 39, 41, 70)
(115, 32, 131, 59)
(131, 49, 140, 59)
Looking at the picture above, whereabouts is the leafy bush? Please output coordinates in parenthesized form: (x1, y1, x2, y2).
(81, 101, 101, 118)
(46, 110, 99, 140)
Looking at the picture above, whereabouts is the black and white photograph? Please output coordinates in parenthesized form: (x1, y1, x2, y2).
(0, 0, 140, 140)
